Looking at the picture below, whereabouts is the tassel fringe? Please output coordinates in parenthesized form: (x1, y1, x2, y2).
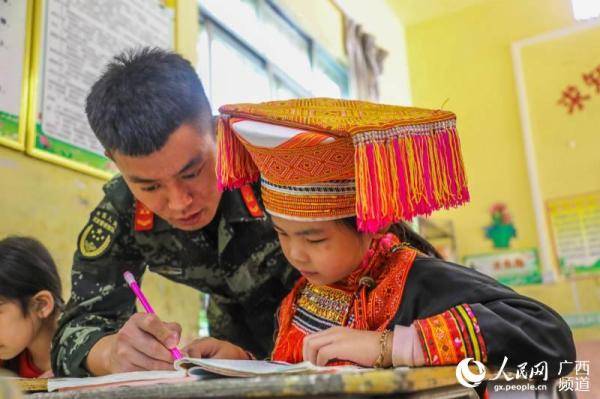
(353, 120, 469, 233)
(216, 117, 260, 191)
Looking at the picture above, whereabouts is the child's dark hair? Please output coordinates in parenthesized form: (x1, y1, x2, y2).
(338, 218, 443, 259)
(0, 236, 64, 315)
(85, 47, 212, 156)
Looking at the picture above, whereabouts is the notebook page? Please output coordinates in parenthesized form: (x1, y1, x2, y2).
(47, 370, 186, 391)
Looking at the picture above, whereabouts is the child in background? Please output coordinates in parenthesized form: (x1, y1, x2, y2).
(0, 236, 63, 378)
(190, 98, 575, 379)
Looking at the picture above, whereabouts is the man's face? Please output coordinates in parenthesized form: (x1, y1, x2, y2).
(112, 123, 222, 231)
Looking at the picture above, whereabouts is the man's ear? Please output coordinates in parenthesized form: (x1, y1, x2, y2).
(30, 290, 55, 319)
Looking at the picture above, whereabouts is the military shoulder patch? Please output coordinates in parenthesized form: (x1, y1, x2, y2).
(240, 184, 264, 218)
(78, 209, 120, 259)
(134, 200, 154, 231)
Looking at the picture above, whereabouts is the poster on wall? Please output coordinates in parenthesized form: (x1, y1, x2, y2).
(26, 0, 174, 178)
(547, 192, 600, 275)
(463, 249, 542, 286)
(0, 0, 32, 150)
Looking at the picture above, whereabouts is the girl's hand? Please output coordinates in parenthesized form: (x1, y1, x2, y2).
(39, 370, 54, 378)
(183, 337, 251, 360)
(303, 326, 392, 367)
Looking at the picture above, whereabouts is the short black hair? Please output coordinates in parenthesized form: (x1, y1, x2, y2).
(0, 236, 64, 315)
(85, 47, 212, 156)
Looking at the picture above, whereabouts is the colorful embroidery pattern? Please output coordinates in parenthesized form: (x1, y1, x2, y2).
(272, 235, 417, 364)
(261, 186, 355, 221)
(415, 304, 487, 366)
(293, 283, 353, 334)
(219, 98, 456, 135)
(241, 135, 355, 186)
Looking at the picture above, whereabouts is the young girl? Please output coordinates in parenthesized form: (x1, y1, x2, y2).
(0, 236, 63, 378)
(190, 98, 575, 377)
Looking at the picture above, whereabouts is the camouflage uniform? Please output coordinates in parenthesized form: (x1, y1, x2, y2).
(51, 176, 298, 377)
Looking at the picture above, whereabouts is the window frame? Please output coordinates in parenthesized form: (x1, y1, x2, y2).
(198, 0, 349, 106)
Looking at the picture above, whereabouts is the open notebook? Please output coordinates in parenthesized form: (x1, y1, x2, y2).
(45, 358, 359, 392)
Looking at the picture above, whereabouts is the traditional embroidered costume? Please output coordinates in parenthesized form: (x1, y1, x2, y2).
(216, 98, 575, 376)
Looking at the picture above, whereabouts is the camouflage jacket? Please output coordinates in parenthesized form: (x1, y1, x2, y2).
(51, 176, 297, 377)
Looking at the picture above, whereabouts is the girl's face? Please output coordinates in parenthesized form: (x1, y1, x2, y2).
(271, 216, 373, 286)
(0, 299, 37, 360)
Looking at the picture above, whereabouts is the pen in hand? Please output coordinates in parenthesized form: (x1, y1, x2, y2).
(123, 271, 183, 360)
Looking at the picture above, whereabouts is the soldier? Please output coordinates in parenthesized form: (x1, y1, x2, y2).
(50, 47, 298, 376)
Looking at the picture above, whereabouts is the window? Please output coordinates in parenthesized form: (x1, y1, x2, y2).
(571, 0, 600, 21)
(197, 0, 348, 112)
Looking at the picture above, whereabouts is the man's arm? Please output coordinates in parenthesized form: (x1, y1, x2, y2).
(51, 198, 145, 376)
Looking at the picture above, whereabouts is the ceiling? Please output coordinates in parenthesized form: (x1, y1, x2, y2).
(386, 0, 490, 26)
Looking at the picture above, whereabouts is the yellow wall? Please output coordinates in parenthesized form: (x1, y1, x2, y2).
(0, 147, 104, 295)
(519, 25, 600, 200)
(401, 0, 600, 338)
(175, 0, 198, 65)
(402, 0, 576, 262)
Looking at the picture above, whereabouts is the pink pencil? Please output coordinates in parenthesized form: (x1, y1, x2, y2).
(123, 271, 183, 360)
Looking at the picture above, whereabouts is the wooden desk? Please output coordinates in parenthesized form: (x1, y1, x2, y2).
(25, 367, 478, 399)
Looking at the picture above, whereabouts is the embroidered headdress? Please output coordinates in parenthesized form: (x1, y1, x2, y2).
(217, 98, 469, 232)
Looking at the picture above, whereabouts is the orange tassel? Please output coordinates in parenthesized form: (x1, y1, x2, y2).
(216, 117, 259, 191)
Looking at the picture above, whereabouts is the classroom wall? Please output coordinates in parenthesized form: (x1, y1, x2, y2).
(0, 149, 201, 343)
(518, 25, 600, 200)
(398, 0, 600, 339)
(4, 0, 597, 346)
(0, 0, 202, 343)
(401, 0, 575, 261)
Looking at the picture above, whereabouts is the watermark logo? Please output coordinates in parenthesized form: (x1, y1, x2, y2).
(455, 357, 487, 388)
(454, 357, 591, 393)
(557, 360, 591, 392)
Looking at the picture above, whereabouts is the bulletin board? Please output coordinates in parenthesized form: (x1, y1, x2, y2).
(547, 192, 600, 275)
(0, 0, 33, 150)
(463, 248, 542, 286)
(26, 0, 176, 179)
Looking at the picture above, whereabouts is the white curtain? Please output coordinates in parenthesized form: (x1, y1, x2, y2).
(344, 17, 388, 101)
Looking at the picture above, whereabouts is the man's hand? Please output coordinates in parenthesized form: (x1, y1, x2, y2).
(183, 337, 251, 360)
(86, 313, 182, 375)
(303, 326, 392, 367)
